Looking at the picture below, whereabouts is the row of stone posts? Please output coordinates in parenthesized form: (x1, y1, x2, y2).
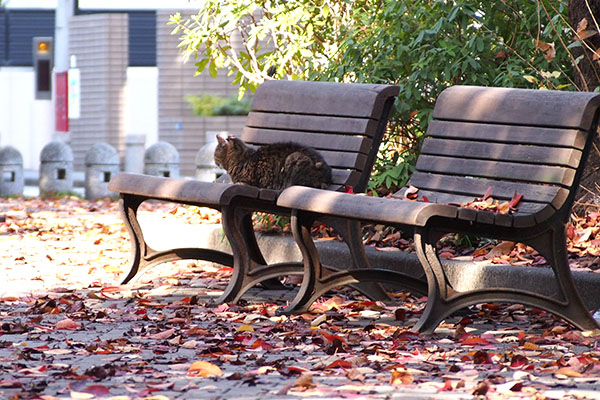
(0, 139, 225, 200)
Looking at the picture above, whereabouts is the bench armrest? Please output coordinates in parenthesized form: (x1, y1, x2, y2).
(277, 186, 458, 226)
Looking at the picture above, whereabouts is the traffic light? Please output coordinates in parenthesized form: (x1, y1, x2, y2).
(33, 37, 53, 100)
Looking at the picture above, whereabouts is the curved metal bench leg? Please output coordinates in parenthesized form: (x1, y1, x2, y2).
(413, 224, 600, 334)
(216, 207, 291, 304)
(119, 194, 152, 284)
(118, 194, 234, 285)
(325, 217, 391, 302)
(525, 224, 599, 330)
(278, 210, 320, 313)
(412, 227, 454, 334)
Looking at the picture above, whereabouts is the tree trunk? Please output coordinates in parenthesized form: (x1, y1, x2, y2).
(569, 0, 600, 215)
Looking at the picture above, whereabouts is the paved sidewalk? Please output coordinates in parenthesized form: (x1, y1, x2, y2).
(2, 199, 600, 399)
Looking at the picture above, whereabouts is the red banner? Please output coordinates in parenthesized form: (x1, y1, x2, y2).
(55, 71, 69, 132)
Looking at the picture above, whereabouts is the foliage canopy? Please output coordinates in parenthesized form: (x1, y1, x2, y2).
(171, 0, 586, 192)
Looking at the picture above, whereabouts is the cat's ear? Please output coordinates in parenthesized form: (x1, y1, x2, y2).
(216, 135, 227, 146)
(228, 136, 246, 150)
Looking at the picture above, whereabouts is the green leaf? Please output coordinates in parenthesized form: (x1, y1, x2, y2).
(208, 61, 218, 78)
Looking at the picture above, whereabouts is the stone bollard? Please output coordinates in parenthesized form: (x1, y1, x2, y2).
(39, 141, 74, 197)
(195, 139, 225, 182)
(144, 141, 180, 178)
(85, 143, 120, 200)
(125, 134, 145, 174)
(0, 146, 24, 197)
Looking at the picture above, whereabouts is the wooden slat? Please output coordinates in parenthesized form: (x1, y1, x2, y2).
(252, 80, 400, 118)
(240, 127, 372, 154)
(416, 155, 576, 187)
(407, 172, 570, 210)
(421, 138, 582, 168)
(395, 189, 551, 214)
(245, 112, 378, 136)
(331, 169, 360, 187)
(433, 85, 600, 130)
(426, 120, 587, 150)
(319, 150, 366, 171)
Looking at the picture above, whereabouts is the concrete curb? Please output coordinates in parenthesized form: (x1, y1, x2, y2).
(138, 216, 600, 311)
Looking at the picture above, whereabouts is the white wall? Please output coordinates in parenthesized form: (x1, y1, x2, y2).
(0, 67, 54, 170)
(0, 66, 159, 172)
(126, 67, 158, 146)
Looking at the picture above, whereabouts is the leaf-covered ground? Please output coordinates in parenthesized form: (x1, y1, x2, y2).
(2, 197, 600, 399)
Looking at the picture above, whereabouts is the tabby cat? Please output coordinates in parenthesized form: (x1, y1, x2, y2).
(214, 135, 332, 190)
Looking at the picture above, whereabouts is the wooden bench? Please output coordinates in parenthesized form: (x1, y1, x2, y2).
(277, 85, 600, 333)
(108, 79, 399, 304)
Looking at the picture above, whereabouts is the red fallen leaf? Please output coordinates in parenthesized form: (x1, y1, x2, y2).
(345, 185, 355, 194)
(403, 185, 419, 200)
(55, 318, 82, 330)
(482, 186, 493, 201)
(321, 331, 346, 344)
(509, 192, 523, 208)
(460, 336, 490, 346)
(213, 303, 230, 313)
(394, 308, 407, 321)
(69, 384, 111, 397)
(473, 350, 493, 364)
(216, 267, 233, 275)
(287, 366, 310, 374)
(19, 365, 48, 374)
(325, 360, 353, 369)
(422, 195, 430, 202)
(510, 354, 529, 368)
(0, 379, 22, 388)
(439, 379, 453, 391)
(251, 339, 273, 350)
(510, 381, 524, 391)
(567, 223, 576, 240)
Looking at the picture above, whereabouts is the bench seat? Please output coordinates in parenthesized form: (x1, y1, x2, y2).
(108, 79, 399, 303)
(276, 85, 600, 334)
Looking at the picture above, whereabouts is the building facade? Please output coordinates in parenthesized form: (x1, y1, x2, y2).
(0, 4, 246, 176)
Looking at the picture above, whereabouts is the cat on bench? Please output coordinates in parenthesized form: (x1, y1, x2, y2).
(214, 135, 332, 190)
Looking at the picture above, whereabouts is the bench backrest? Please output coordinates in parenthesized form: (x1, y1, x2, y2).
(240, 80, 399, 193)
(405, 85, 600, 228)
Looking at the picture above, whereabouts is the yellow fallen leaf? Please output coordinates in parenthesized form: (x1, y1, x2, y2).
(555, 367, 582, 378)
(237, 324, 254, 332)
(188, 361, 223, 377)
(523, 342, 539, 351)
(390, 370, 415, 385)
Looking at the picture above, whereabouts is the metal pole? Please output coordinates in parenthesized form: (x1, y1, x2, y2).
(54, 0, 74, 141)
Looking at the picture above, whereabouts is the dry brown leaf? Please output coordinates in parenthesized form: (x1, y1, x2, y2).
(390, 370, 415, 385)
(294, 373, 314, 388)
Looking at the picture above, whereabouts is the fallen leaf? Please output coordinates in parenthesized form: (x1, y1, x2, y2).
(555, 367, 582, 377)
(188, 361, 223, 377)
(294, 373, 314, 388)
(55, 318, 81, 330)
(237, 324, 254, 332)
(148, 328, 176, 340)
(390, 370, 414, 385)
